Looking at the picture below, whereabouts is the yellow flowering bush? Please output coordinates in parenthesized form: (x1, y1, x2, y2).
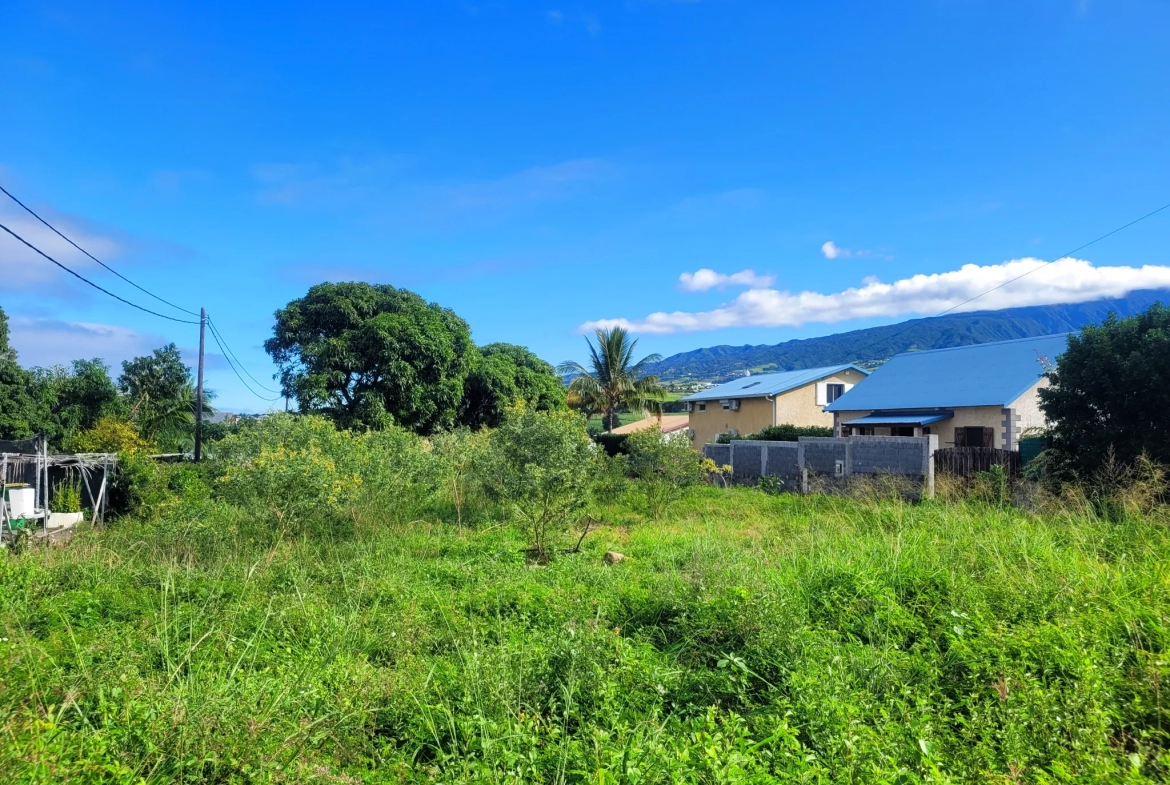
(215, 414, 363, 527)
(64, 416, 152, 456)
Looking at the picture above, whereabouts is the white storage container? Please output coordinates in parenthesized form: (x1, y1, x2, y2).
(8, 487, 35, 518)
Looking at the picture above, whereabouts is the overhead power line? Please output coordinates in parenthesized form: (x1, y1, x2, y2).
(207, 317, 283, 396)
(0, 184, 200, 318)
(0, 220, 200, 324)
(848, 199, 1170, 362)
(206, 318, 282, 402)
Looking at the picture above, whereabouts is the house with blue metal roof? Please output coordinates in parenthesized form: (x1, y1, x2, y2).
(681, 364, 869, 446)
(825, 334, 1069, 449)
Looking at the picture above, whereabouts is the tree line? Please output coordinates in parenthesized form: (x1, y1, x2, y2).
(0, 281, 669, 452)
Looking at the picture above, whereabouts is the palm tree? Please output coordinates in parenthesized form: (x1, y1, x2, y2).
(132, 382, 215, 450)
(558, 327, 665, 432)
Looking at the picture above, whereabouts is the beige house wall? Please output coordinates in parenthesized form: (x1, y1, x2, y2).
(689, 397, 774, 448)
(1009, 378, 1049, 434)
(689, 368, 867, 448)
(836, 405, 1010, 447)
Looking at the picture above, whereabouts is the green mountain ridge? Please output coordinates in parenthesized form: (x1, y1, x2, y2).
(647, 290, 1170, 383)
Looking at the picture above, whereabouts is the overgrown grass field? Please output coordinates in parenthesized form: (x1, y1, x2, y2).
(3, 484, 1169, 783)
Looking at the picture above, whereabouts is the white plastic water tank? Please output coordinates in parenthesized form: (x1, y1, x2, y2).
(8, 487, 35, 518)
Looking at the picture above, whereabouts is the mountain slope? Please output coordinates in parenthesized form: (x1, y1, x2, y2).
(648, 290, 1170, 382)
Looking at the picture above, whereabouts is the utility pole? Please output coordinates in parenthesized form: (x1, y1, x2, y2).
(194, 307, 206, 462)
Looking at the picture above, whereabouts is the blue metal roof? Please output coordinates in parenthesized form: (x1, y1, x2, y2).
(825, 333, 1070, 412)
(846, 411, 953, 425)
(681, 364, 868, 402)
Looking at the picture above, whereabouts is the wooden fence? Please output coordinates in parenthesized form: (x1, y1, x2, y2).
(933, 447, 1022, 478)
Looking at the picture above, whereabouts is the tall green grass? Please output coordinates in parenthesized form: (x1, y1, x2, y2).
(1, 486, 1168, 782)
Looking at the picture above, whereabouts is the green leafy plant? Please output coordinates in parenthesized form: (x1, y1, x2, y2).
(51, 479, 83, 513)
(431, 428, 490, 529)
(716, 423, 834, 443)
(626, 426, 708, 519)
(478, 406, 600, 558)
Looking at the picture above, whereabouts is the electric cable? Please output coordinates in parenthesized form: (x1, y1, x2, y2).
(0, 183, 201, 317)
(206, 317, 282, 402)
(207, 317, 282, 394)
(0, 220, 200, 324)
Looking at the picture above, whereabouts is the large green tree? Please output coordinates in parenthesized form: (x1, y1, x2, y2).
(266, 282, 475, 434)
(31, 359, 125, 447)
(1039, 304, 1170, 477)
(460, 343, 566, 429)
(558, 326, 665, 432)
(0, 307, 43, 440)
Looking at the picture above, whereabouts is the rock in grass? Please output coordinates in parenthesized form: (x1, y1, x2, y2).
(604, 551, 624, 564)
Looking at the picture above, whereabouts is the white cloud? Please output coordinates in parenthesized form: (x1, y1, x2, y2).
(579, 256, 1170, 335)
(677, 268, 774, 292)
(0, 207, 124, 290)
(821, 240, 851, 259)
(7, 318, 164, 368)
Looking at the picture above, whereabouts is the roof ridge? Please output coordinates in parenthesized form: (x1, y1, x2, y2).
(891, 332, 1072, 359)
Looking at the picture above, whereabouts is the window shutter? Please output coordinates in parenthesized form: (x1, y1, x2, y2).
(982, 427, 994, 448)
(815, 382, 828, 406)
(954, 427, 966, 447)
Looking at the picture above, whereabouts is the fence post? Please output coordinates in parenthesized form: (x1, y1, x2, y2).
(924, 434, 938, 499)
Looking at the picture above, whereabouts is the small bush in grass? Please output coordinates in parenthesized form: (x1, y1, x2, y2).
(479, 406, 600, 557)
(431, 428, 491, 528)
(627, 427, 709, 519)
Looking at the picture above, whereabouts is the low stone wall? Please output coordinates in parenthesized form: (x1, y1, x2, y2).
(704, 434, 938, 496)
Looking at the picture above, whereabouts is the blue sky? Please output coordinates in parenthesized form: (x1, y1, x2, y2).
(2, 0, 1169, 411)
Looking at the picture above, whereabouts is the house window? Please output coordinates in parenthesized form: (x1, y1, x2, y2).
(825, 383, 846, 403)
(954, 426, 994, 448)
(697, 402, 706, 412)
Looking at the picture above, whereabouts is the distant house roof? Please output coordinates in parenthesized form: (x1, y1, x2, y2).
(825, 333, 1070, 412)
(610, 415, 690, 435)
(680, 364, 868, 403)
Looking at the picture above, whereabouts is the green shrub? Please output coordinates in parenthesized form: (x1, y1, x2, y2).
(213, 413, 364, 529)
(716, 423, 834, 443)
(591, 431, 630, 456)
(627, 427, 708, 519)
(431, 428, 491, 528)
(479, 407, 600, 557)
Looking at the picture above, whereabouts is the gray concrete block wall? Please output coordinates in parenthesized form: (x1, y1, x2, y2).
(704, 443, 731, 468)
(717, 435, 938, 497)
(760, 441, 800, 480)
(799, 437, 848, 476)
(730, 441, 765, 482)
(851, 436, 929, 476)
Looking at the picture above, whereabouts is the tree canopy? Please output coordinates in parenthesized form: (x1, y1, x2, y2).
(1039, 304, 1170, 477)
(266, 282, 476, 434)
(32, 359, 125, 447)
(0, 307, 42, 440)
(118, 343, 213, 449)
(558, 327, 665, 432)
(460, 343, 566, 429)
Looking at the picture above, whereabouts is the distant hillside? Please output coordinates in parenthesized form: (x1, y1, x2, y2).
(647, 290, 1170, 383)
